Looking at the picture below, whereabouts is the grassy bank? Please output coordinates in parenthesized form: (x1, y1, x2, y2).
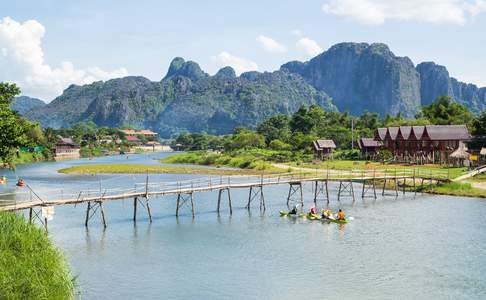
(161, 151, 467, 179)
(58, 164, 284, 176)
(0, 213, 74, 299)
(160, 150, 303, 171)
(422, 182, 486, 198)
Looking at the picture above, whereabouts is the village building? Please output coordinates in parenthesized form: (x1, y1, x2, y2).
(125, 135, 142, 145)
(120, 129, 157, 138)
(135, 141, 173, 152)
(313, 139, 336, 160)
(358, 138, 382, 159)
(54, 137, 80, 160)
(374, 125, 471, 164)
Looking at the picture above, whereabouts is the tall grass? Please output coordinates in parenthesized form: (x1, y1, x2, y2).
(0, 213, 74, 299)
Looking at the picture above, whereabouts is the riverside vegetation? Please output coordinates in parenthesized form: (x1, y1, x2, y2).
(0, 213, 74, 299)
(0, 83, 74, 299)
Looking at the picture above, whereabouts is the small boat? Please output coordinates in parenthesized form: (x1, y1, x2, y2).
(306, 213, 322, 220)
(326, 218, 348, 224)
(279, 211, 305, 218)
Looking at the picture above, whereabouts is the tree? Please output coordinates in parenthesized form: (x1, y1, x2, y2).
(256, 114, 290, 144)
(289, 106, 314, 134)
(0, 82, 30, 167)
(225, 129, 265, 150)
(420, 96, 473, 126)
(472, 110, 486, 135)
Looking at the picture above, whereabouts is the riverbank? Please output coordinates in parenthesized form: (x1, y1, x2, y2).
(160, 152, 486, 198)
(58, 164, 285, 176)
(0, 212, 74, 299)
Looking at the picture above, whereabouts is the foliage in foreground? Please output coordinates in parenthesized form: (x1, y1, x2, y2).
(0, 213, 74, 300)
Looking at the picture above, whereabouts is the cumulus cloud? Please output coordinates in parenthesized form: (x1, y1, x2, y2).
(296, 37, 324, 57)
(322, 0, 486, 25)
(211, 51, 258, 75)
(0, 17, 128, 101)
(256, 35, 286, 53)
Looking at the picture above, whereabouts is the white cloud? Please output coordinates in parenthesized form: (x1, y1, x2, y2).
(211, 51, 258, 75)
(296, 37, 324, 57)
(322, 0, 486, 25)
(256, 35, 286, 53)
(0, 17, 128, 101)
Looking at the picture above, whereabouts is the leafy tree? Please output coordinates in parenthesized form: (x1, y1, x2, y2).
(0, 83, 30, 167)
(419, 96, 473, 126)
(472, 110, 486, 135)
(289, 106, 314, 134)
(256, 114, 290, 144)
(225, 129, 265, 150)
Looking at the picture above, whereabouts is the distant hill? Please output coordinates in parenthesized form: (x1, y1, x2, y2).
(21, 42, 486, 136)
(11, 96, 46, 115)
(24, 59, 336, 137)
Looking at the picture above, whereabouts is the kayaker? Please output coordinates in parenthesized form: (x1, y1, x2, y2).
(309, 206, 317, 215)
(321, 209, 331, 219)
(16, 179, 25, 187)
(289, 204, 299, 215)
(0, 176, 6, 184)
(336, 209, 345, 220)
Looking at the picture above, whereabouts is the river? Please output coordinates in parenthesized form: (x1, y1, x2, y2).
(1, 152, 486, 299)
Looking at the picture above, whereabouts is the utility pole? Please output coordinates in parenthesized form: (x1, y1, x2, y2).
(351, 119, 354, 150)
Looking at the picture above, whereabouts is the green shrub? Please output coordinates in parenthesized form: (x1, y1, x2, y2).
(0, 213, 74, 299)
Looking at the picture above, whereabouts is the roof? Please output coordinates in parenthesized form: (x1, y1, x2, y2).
(423, 125, 471, 141)
(397, 126, 412, 140)
(313, 140, 336, 150)
(385, 127, 399, 140)
(121, 129, 157, 136)
(359, 138, 382, 149)
(139, 130, 157, 135)
(125, 136, 140, 142)
(480, 148, 486, 155)
(450, 142, 469, 159)
(410, 126, 425, 140)
(57, 137, 78, 146)
(375, 128, 387, 141)
(145, 141, 161, 145)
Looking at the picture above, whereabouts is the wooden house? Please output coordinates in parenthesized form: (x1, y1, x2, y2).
(313, 140, 336, 160)
(358, 138, 382, 159)
(54, 137, 80, 160)
(374, 125, 471, 164)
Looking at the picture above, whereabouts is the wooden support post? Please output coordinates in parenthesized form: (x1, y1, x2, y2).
(228, 188, 232, 215)
(246, 186, 265, 211)
(338, 181, 343, 201)
(176, 194, 181, 217)
(29, 207, 33, 224)
(382, 178, 387, 196)
(85, 201, 91, 227)
(133, 197, 138, 222)
(146, 197, 153, 223)
(190, 193, 195, 218)
(286, 182, 303, 209)
(217, 190, 222, 213)
(98, 201, 107, 228)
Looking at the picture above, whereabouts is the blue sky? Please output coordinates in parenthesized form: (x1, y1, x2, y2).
(1, 0, 486, 101)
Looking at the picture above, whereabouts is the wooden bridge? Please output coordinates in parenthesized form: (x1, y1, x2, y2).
(0, 168, 450, 231)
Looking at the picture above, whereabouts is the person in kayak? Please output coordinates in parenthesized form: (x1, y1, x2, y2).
(309, 206, 317, 215)
(321, 209, 331, 219)
(336, 209, 345, 220)
(288, 204, 299, 215)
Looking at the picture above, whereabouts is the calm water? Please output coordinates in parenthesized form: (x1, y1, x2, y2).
(1, 153, 486, 299)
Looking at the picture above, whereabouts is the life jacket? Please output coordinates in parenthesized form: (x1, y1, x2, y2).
(337, 211, 345, 220)
(16, 180, 25, 187)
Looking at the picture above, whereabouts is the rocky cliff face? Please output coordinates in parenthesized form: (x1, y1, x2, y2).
(281, 43, 421, 117)
(25, 58, 336, 137)
(11, 96, 46, 114)
(416, 62, 486, 112)
(21, 42, 486, 135)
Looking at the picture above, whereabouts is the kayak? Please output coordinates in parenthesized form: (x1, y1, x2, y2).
(280, 211, 305, 218)
(306, 213, 322, 220)
(326, 218, 348, 224)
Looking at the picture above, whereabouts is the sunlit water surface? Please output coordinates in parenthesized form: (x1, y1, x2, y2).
(1, 153, 485, 299)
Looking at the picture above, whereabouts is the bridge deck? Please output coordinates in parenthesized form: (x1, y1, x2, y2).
(0, 173, 442, 212)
